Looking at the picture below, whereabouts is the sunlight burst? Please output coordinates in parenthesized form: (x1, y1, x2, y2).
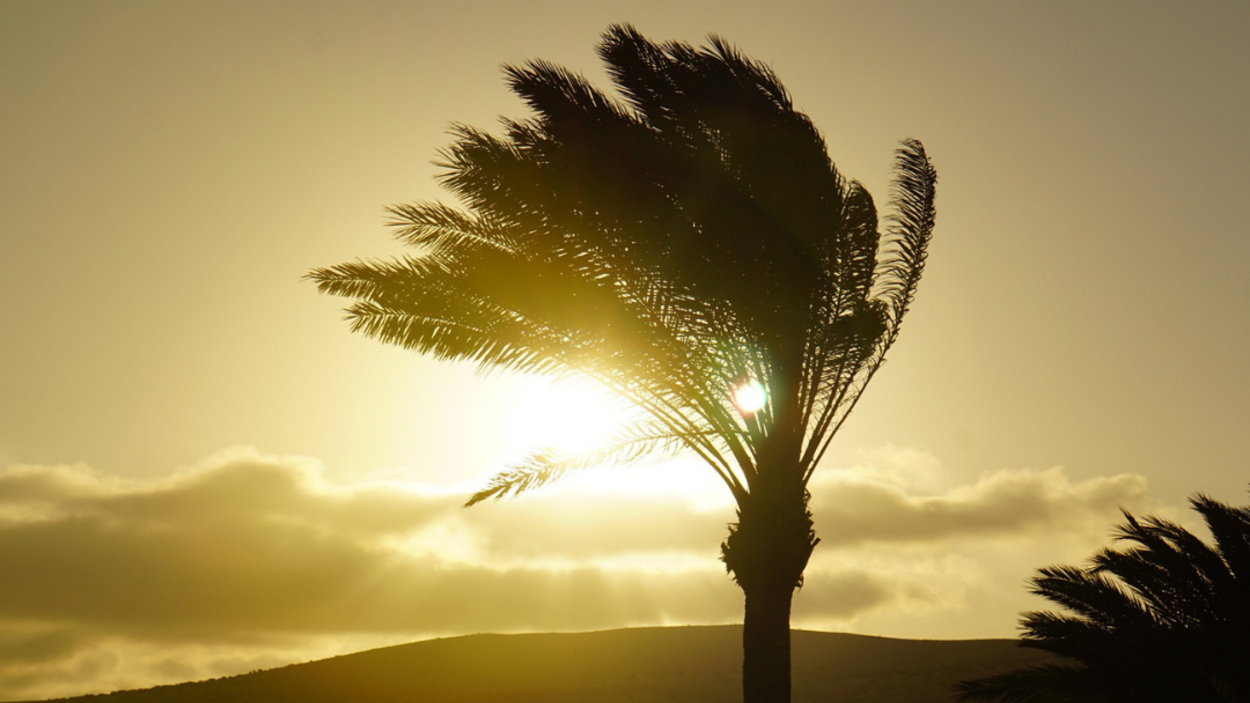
(508, 378, 628, 455)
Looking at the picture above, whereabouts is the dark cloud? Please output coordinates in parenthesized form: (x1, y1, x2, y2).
(0, 625, 88, 665)
(0, 454, 455, 535)
(794, 569, 913, 620)
(0, 627, 117, 703)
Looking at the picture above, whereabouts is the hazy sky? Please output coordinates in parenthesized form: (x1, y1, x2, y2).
(2, 0, 1248, 699)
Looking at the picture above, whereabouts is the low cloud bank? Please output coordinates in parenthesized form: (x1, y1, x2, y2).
(0, 447, 1156, 700)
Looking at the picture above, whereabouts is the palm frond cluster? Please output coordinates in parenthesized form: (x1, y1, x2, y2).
(309, 24, 936, 507)
(956, 494, 1250, 703)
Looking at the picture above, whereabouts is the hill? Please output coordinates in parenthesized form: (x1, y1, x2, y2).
(25, 626, 1053, 703)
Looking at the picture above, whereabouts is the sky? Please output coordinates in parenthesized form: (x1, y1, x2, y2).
(2, 0, 1248, 699)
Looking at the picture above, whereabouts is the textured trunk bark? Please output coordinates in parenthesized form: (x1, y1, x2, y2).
(721, 477, 816, 703)
(742, 582, 795, 703)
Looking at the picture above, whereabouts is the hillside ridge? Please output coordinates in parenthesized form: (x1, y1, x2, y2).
(22, 626, 1053, 703)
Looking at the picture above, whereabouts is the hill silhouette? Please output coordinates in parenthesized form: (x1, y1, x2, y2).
(23, 626, 1054, 703)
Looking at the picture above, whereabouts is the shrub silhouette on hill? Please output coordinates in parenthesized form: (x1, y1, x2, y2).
(956, 492, 1250, 702)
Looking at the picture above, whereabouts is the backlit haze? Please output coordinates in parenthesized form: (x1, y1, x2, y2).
(3, 1, 1248, 699)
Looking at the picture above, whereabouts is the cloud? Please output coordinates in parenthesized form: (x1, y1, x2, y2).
(0, 449, 750, 699)
(809, 465, 1153, 549)
(0, 451, 731, 641)
(788, 454, 1162, 641)
(463, 493, 729, 561)
(0, 625, 88, 667)
(0, 447, 1164, 701)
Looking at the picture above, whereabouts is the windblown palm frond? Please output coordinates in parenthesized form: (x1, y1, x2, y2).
(309, 24, 936, 507)
(464, 419, 711, 506)
(955, 492, 1250, 703)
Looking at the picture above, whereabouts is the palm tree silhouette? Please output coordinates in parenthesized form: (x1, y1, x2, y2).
(955, 493, 1250, 703)
(311, 24, 936, 703)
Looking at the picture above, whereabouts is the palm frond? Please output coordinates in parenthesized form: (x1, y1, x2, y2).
(385, 202, 518, 256)
(1030, 564, 1160, 633)
(873, 138, 937, 328)
(464, 421, 708, 506)
(1191, 493, 1250, 583)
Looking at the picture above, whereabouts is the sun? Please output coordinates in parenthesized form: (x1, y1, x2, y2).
(732, 380, 767, 415)
(506, 377, 630, 455)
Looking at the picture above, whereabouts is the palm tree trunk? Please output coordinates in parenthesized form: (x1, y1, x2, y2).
(721, 474, 817, 703)
(724, 358, 815, 703)
(742, 580, 796, 702)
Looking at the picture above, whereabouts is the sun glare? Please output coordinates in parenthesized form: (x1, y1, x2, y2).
(508, 378, 629, 455)
(500, 379, 738, 506)
(732, 380, 767, 415)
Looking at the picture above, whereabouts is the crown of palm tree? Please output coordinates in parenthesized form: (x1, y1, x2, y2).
(309, 24, 936, 508)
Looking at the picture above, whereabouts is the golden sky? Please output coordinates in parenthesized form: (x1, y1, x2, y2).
(2, 0, 1248, 699)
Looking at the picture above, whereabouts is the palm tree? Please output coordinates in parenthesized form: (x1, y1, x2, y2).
(955, 493, 1250, 703)
(310, 24, 935, 703)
